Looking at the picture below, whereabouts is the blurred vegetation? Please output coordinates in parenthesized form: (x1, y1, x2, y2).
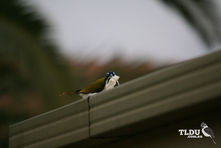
(161, 0, 221, 47)
(71, 57, 154, 89)
(0, 0, 220, 147)
(0, 0, 79, 147)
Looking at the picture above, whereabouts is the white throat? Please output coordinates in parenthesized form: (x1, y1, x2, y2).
(104, 75, 120, 90)
(203, 125, 208, 129)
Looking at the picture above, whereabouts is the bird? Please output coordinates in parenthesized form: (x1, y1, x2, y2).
(76, 71, 120, 99)
(201, 122, 216, 144)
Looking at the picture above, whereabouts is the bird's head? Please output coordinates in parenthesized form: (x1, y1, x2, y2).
(201, 122, 208, 128)
(105, 71, 120, 83)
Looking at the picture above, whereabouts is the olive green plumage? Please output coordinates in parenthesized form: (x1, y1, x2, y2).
(75, 71, 120, 99)
(76, 77, 106, 94)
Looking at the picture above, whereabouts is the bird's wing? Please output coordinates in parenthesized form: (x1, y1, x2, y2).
(79, 77, 105, 94)
(205, 127, 215, 138)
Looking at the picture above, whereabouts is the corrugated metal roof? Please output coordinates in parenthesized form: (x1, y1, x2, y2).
(9, 50, 221, 148)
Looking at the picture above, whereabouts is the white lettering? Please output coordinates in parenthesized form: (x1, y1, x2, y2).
(189, 129, 194, 135)
(195, 129, 200, 135)
(178, 128, 203, 139)
(178, 129, 185, 135)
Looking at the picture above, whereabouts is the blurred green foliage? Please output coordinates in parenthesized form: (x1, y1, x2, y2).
(0, 0, 79, 147)
(1, 0, 220, 147)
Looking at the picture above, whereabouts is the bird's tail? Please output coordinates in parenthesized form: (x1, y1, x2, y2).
(59, 91, 75, 96)
(59, 89, 81, 97)
(211, 137, 216, 144)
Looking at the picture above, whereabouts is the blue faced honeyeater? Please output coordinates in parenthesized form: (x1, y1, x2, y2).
(76, 71, 120, 98)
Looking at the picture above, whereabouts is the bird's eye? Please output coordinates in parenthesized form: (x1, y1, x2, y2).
(112, 72, 115, 75)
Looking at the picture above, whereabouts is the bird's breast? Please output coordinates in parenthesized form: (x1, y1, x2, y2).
(202, 128, 210, 137)
(105, 79, 117, 90)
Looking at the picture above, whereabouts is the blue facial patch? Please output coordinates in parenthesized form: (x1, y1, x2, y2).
(106, 72, 110, 77)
